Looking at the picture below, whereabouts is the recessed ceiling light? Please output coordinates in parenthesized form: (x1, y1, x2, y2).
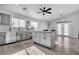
(23, 7, 27, 10)
(60, 9, 63, 13)
(15, 4, 19, 6)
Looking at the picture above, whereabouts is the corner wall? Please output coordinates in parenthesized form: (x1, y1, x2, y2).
(49, 11, 79, 38)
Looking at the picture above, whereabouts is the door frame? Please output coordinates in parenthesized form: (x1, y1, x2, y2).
(56, 21, 71, 37)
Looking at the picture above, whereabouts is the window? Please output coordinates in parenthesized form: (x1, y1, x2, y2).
(11, 18, 19, 27)
(19, 20, 25, 28)
(31, 21, 38, 30)
(11, 18, 25, 28)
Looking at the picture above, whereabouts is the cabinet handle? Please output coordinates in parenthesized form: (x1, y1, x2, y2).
(44, 37, 46, 40)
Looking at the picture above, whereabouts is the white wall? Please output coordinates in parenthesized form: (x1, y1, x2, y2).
(49, 11, 79, 38)
(0, 10, 47, 31)
(11, 14, 48, 31)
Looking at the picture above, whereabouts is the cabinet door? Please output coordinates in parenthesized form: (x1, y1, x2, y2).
(51, 32, 56, 47)
(0, 36, 4, 44)
(6, 32, 16, 43)
(32, 32, 39, 43)
(39, 33, 46, 46)
(39, 33, 51, 48)
(0, 32, 6, 44)
(10, 32, 16, 42)
(22, 32, 27, 40)
(1, 14, 10, 25)
(44, 33, 51, 47)
(16, 32, 22, 41)
(0, 14, 1, 24)
(26, 32, 30, 39)
(16, 36, 22, 41)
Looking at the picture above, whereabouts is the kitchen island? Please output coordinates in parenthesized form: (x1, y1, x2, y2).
(32, 31, 56, 48)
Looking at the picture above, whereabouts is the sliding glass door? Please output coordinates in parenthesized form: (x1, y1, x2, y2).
(64, 23, 69, 36)
(57, 22, 71, 36)
(57, 24, 63, 35)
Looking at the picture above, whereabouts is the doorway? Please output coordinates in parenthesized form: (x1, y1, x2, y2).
(57, 22, 71, 37)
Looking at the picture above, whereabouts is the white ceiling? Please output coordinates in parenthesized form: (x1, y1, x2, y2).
(0, 4, 79, 21)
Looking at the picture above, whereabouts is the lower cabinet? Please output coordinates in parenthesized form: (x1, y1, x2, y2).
(0, 31, 31, 44)
(16, 31, 31, 41)
(39, 33, 51, 48)
(6, 32, 16, 43)
(32, 32, 39, 43)
(44, 33, 51, 47)
(0, 32, 6, 44)
(39, 33, 46, 46)
(26, 31, 31, 39)
(32, 31, 56, 48)
(16, 36, 22, 41)
(16, 32, 22, 41)
(0, 36, 4, 44)
(22, 34, 27, 40)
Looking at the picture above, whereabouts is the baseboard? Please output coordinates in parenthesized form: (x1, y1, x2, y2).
(0, 39, 31, 46)
(69, 36, 78, 39)
(56, 35, 78, 39)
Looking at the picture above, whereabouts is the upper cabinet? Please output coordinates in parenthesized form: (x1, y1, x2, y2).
(0, 13, 10, 25)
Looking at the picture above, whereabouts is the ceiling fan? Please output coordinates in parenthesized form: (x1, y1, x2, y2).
(37, 7, 52, 15)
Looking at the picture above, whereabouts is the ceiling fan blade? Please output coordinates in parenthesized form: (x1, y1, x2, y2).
(46, 12, 52, 14)
(37, 12, 42, 13)
(45, 8, 52, 12)
(39, 8, 43, 12)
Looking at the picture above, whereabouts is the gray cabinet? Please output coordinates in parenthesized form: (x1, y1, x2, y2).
(22, 31, 27, 40)
(0, 13, 10, 25)
(6, 32, 16, 43)
(33, 32, 39, 43)
(16, 31, 22, 41)
(0, 32, 6, 44)
(26, 31, 31, 39)
(43, 33, 51, 47)
(39, 33, 51, 47)
(39, 33, 46, 45)
(16, 31, 31, 41)
(32, 31, 56, 48)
